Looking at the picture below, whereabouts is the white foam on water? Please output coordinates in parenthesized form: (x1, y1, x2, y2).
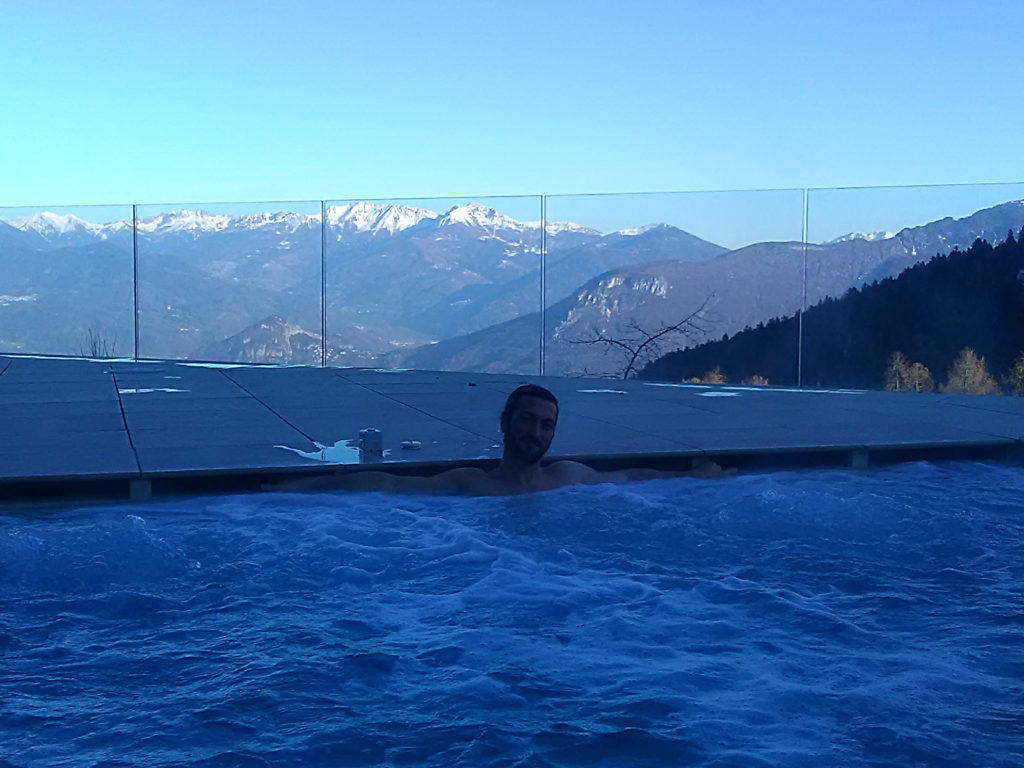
(1, 462, 1021, 766)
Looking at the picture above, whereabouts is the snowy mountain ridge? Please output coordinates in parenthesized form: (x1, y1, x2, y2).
(5, 203, 603, 242)
(618, 223, 670, 237)
(7, 211, 110, 239)
(826, 230, 897, 244)
(326, 202, 437, 234)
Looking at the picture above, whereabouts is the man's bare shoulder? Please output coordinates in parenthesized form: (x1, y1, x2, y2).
(542, 460, 602, 485)
(430, 465, 491, 493)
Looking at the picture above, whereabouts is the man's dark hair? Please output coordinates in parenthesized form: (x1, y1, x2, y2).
(500, 384, 559, 431)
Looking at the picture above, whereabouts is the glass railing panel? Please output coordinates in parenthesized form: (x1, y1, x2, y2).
(134, 200, 323, 363)
(0, 203, 134, 357)
(543, 190, 806, 383)
(323, 195, 544, 373)
(805, 182, 1024, 392)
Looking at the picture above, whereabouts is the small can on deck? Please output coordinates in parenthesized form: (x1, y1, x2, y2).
(359, 428, 383, 462)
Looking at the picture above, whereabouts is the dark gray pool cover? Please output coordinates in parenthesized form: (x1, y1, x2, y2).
(1, 355, 1022, 494)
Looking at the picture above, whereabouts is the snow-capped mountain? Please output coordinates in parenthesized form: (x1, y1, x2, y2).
(437, 203, 530, 232)
(617, 223, 669, 237)
(436, 203, 601, 237)
(134, 210, 235, 236)
(8, 211, 102, 237)
(6, 211, 127, 244)
(8, 209, 309, 242)
(6, 202, 598, 245)
(827, 231, 896, 244)
(234, 210, 317, 233)
(542, 220, 601, 236)
(326, 202, 437, 235)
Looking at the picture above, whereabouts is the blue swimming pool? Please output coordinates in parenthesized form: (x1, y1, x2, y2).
(2, 461, 1022, 767)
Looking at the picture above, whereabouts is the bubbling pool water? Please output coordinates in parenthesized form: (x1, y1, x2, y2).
(1, 461, 1022, 767)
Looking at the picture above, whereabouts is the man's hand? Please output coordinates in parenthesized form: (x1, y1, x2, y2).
(689, 458, 735, 478)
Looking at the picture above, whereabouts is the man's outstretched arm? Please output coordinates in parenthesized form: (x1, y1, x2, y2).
(264, 466, 487, 494)
(612, 457, 732, 480)
(548, 457, 732, 486)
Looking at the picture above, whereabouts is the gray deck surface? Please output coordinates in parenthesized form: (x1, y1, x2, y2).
(2, 354, 1023, 498)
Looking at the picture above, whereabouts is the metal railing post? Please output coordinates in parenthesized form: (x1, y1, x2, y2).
(321, 200, 327, 368)
(798, 188, 808, 388)
(540, 195, 546, 377)
(132, 203, 139, 361)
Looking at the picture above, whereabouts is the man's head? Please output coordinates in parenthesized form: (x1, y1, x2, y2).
(500, 384, 559, 465)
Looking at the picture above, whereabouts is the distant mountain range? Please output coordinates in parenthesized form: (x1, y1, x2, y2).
(386, 200, 1024, 375)
(2, 199, 1023, 375)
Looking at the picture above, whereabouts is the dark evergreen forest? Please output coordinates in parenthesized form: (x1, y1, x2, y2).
(641, 230, 1024, 389)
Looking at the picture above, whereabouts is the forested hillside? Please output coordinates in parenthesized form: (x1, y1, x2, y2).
(642, 230, 1024, 393)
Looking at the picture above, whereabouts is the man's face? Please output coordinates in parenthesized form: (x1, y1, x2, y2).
(503, 395, 557, 465)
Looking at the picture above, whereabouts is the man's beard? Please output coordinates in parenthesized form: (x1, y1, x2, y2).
(505, 433, 548, 465)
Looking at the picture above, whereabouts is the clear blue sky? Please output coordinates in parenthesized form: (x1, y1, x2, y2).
(3, 0, 1024, 237)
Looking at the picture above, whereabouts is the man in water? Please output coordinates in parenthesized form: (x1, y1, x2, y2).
(272, 384, 725, 495)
